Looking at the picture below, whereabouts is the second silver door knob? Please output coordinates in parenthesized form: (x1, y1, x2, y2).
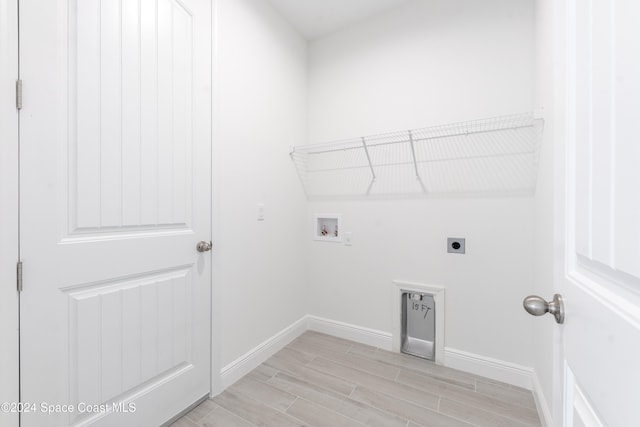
(523, 294, 564, 324)
(197, 241, 212, 252)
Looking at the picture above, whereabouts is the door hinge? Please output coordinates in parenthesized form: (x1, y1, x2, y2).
(17, 261, 23, 292)
(16, 79, 22, 110)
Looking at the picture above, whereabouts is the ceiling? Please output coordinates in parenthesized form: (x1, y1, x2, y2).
(267, 0, 413, 40)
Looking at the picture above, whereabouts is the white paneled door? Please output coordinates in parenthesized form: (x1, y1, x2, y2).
(19, 0, 212, 425)
(557, 0, 640, 425)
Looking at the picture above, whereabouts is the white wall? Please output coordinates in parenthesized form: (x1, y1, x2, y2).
(307, 0, 538, 369)
(212, 0, 308, 369)
(532, 0, 556, 423)
(307, 198, 535, 365)
(211, 0, 541, 391)
(309, 0, 535, 142)
(0, 0, 19, 424)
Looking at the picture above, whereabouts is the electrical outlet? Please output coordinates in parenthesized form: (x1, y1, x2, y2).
(344, 232, 352, 246)
(447, 238, 465, 254)
(257, 203, 265, 221)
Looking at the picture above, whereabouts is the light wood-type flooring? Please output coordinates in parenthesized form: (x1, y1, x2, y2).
(171, 331, 541, 427)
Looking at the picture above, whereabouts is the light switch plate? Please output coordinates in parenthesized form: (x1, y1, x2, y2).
(447, 238, 465, 254)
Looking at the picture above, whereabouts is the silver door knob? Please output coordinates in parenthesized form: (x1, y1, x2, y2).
(523, 294, 564, 324)
(197, 241, 212, 252)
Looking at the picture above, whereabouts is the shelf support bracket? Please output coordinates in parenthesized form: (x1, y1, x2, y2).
(361, 137, 376, 195)
(361, 137, 376, 181)
(408, 130, 420, 179)
(408, 131, 427, 193)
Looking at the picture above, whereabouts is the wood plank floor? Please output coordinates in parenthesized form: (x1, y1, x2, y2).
(171, 332, 541, 427)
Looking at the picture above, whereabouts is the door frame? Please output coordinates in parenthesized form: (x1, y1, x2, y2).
(0, 0, 20, 425)
(551, 0, 569, 423)
(210, 0, 222, 397)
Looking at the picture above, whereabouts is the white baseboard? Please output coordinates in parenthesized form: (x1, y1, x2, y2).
(219, 316, 308, 390)
(532, 370, 553, 427)
(218, 315, 535, 399)
(444, 347, 533, 390)
(305, 315, 537, 394)
(306, 315, 392, 350)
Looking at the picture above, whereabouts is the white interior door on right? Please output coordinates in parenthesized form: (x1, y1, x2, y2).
(559, 0, 640, 425)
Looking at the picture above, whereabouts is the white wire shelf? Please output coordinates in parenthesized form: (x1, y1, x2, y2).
(290, 112, 544, 198)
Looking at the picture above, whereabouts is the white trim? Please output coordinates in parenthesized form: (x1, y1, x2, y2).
(219, 316, 308, 390)
(306, 311, 534, 392)
(308, 313, 534, 392)
(563, 361, 575, 427)
(217, 314, 537, 400)
(573, 384, 604, 427)
(209, 0, 222, 397)
(444, 347, 533, 390)
(532, 370, 553, 427)
(391, 281, 445, 365)
(306, 315, 392, 350)
(0, 0, 20, 424)
(569, 268, 640, 331)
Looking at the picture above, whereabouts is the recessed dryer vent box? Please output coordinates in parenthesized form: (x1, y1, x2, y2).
(314, 214, 341, 242)
(401, 292, 436, 361)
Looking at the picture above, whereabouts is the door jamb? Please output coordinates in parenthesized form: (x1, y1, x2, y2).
(0, 0, 20, 425)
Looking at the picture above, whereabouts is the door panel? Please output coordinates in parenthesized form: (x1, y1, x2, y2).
(571, 0, 640, 278)
(68, 268, 194, 409)
(562, 0, 640, 425)
(20, 0, 211, 425)
(71, 0, 194, 233)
